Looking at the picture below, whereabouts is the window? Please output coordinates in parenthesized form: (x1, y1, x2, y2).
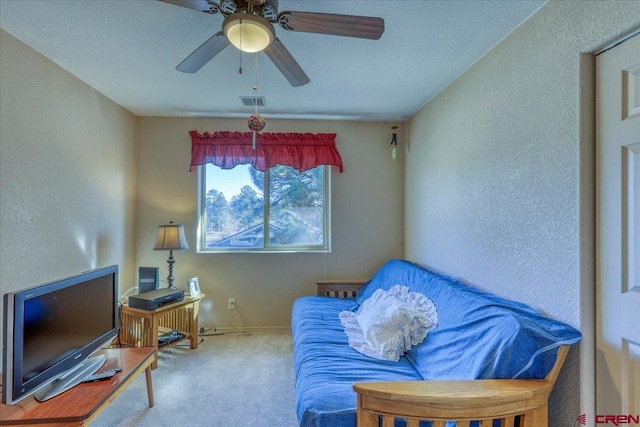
(198, 164, 330, 252)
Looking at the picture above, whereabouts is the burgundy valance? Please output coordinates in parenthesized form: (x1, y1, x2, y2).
(189, 131, 344, 173)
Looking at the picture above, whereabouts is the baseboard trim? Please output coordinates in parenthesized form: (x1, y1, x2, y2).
(203, 326, 291, 335)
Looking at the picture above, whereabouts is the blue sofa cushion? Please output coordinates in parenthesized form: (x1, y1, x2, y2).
(292, 296, 424, 427)
(356, 260, 582, 380)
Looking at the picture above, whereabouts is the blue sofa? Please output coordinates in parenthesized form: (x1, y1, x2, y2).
(291, 259, 581, 427)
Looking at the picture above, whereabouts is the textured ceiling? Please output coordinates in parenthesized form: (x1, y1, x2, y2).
(0, 0, 546, 121)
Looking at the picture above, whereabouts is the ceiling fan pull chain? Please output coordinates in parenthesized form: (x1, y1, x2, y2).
(239, 21, 244, 74)
(254, 53, 259, 115)
(247, 52, 266, 150)
(253, 53, 258, 150)
(238, 21, 242, 74)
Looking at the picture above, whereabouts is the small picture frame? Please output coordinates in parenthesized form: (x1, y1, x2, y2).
(187, 277, 200, 297)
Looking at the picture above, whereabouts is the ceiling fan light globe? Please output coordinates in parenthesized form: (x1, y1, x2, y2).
(223, 13, 275, 53)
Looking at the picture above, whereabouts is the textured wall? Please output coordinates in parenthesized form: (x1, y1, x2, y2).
(405, 1, 640, 425)
(0, 29, 137, 337)
(135, 117, 404, 329)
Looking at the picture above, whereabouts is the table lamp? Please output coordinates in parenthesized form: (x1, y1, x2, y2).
(153, 221, 189, 288)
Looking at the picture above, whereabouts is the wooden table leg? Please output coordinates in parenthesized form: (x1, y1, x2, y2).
(145, 365, 154, 407)
(190, 301, 200, 349)
(150, 315, 159, 369)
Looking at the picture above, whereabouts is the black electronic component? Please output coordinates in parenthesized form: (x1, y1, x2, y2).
(83, 368, 122, 382)
(158, 330, 185, 347)
(128, 288, 184, 310)
(138, 267, 160, 293)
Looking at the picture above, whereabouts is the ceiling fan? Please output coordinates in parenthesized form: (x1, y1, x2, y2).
(159, 0, 385, 87)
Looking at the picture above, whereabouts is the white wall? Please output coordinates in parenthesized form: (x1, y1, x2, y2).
(135, 117, 404, 329)
(0, 29, 137, 335)
(404, 1, 640, 425)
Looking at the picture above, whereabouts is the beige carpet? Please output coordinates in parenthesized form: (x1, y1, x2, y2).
(92, 332, 298, 427)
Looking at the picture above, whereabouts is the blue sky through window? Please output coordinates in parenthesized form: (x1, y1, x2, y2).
(205, 164, 262, 199)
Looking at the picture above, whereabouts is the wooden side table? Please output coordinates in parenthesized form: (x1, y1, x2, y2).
(0, 347, 155, 426)
(119, 294, 203, 369)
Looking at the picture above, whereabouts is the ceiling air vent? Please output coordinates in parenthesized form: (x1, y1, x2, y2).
(240, 96, 266, 107)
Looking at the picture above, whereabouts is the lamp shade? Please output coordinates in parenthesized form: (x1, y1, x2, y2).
(223, 13, 275, 53)
(153, 222, 189, 251)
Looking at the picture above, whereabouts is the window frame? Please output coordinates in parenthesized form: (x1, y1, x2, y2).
(196, 164, 331, 253)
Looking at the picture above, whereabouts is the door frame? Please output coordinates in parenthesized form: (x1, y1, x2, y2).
(592, 29, 640, 419)
(580, 28, 640, 422)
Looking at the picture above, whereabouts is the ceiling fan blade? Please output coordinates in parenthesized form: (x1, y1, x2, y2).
(157, 0, 219, 13)
(264, 38, 310, 87)
(176, 31, 230, 73)
(278, 11, 384, 40)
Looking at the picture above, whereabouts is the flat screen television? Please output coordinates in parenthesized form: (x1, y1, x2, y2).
(2, 265, 119, 405)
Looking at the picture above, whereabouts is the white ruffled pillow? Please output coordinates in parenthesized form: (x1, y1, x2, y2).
(339, 285, 438, 361)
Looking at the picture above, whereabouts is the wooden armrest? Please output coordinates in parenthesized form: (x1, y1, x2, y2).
(354, 346, 571, 427)
(354, 379, 552, 420)
(316, 280, 366, 297)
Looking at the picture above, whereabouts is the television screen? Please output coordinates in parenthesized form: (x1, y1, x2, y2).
(2, 265, 118, 405)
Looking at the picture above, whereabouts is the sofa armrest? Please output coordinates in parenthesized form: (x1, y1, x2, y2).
(354, 345, 570, 427)
(316, 281, 366, 298)
(354, 379, 552, 427)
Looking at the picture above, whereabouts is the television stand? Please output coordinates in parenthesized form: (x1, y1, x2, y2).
(0, 347, 155, 426)
(34, 354, 107, 402)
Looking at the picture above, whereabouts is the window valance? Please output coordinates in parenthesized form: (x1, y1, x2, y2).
(189, 130, 344, 172)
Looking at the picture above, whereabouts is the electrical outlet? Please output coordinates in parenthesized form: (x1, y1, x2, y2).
(228, 298, 236, 310)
